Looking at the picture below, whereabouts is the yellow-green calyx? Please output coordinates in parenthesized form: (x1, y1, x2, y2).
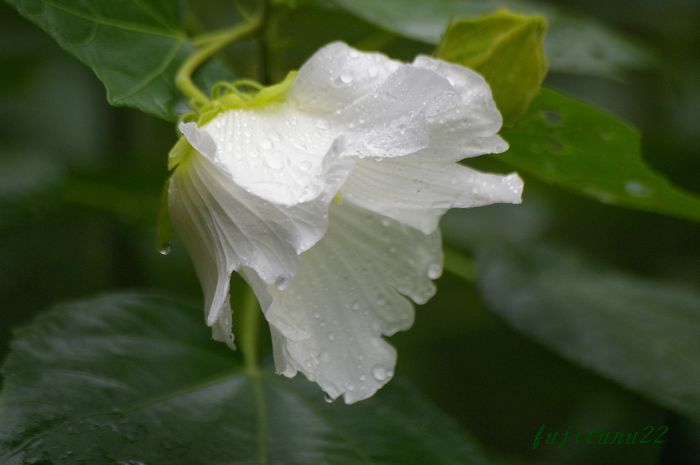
(169, 71, 298, 171)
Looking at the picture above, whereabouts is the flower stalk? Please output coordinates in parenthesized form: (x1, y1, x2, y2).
(175, 2, 265, 108)
(240, 284, 261, 374)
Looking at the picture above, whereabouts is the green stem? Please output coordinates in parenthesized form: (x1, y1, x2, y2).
(240, 284, 261, 374)
(443, 246, 476, 282)
(176, 3, 264, 107)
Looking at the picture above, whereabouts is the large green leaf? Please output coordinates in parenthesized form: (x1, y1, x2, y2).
(500, 88, 700, 222)
(6, 0, 233, 120)
(474, 243, 700, 423)
(0, 293, 489, 465)
(328, 0, 653, 78)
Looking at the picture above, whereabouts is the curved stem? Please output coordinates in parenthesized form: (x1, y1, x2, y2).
(240, 284, 261, 374)
(176, 2, 264, 107)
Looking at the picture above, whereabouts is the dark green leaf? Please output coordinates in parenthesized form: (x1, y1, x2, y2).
(436, 9, 547, 125)
(328, 0, 653, 78)
(6, 0, 233, 120)
(266, 2, 431, 82)
(475, 243, 700, 423)
(500, 88, 700, 222)
(0, 293, 489, 465)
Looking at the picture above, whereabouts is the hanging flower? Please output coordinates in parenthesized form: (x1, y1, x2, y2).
(167, 42, 523, 403)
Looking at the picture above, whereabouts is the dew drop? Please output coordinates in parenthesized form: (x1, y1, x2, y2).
(275, 276, 290, 290)
(427, 263, 441, 279)
(327, 332, 336, 341)
(372, 365, 389, 381)
(359, 374, 367, 382)
(159, 244, 171, 256)
(625, 180, 650, 197)
(324, 394, 335, 403)
(313, 312, 321, 319)
(351, 301, 361, 311)
(542, 110, 563, 126)
(368, 65, 379, 78)
(340, 71, 354, 84)
(315, 119, 329, 130)
(380, 218, 391, 227)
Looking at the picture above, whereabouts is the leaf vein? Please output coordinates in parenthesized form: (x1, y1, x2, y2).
(112, 38, 185, 102)
(41, 0, 182, 38)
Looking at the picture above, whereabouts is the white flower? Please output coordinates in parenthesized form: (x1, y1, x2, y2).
(168, 42, 523, 403)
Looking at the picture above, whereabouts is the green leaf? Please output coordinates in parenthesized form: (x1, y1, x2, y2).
(266, 1, 431, 82)
(500, 88, 700, 222)
(328, 0, 653, 78)
(6, 0, 233, 120)
(436, 9, 547, 125)
(0, 293, 489, 465)
(475, 243, 700, 423)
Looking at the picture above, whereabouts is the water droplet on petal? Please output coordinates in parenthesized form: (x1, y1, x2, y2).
(159, 244, 171, 256)
(372, 365, 389, 381)
(327, 332, 336, 341)
(340, 71, 354, 84)
(359, 374, 367, 382)
(260, 138, 273, 150)
(368, 65, 379, 78)
(324, 394, 335, 403)
(275, 276, 290, 290)
(427, 263, 441, 279)
(351, 301, 361, 311)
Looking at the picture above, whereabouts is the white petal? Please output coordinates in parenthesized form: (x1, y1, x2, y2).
(245, 201, 442, 403)
(289, 41, 401, 113)
(168, 150, 350, 345)
(336, 65, 459, 158)
(413, 55, 504, 136)
(341, 155, 523, 233)
(180, 100, 345, 207)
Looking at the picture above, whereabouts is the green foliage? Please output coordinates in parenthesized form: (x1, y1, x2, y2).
(266, 1, 431, 82)
(2, 1, 700, 464)
(329, 0, 653, 78)
(499, 88, 700, 222)
(0, 294, 489, 465)
(6, 0, 232, 121)
(436, 9, 547, 125)
(474, 242, 700, 423)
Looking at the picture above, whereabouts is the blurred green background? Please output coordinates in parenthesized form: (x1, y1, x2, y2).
(1, 0, 699, 464)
